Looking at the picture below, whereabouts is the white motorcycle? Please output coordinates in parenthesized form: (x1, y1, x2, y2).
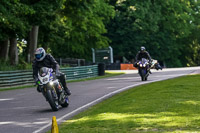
(37, 67, 69, 111)
(151, 59, 163, 70)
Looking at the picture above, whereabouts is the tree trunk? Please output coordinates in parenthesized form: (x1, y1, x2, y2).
(9, 38, 18, 65)
(0, 39, 9, 61)
(28, 25, 39, 62)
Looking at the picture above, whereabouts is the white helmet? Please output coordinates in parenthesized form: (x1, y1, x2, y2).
(141, 46, 145, 51)
(35, 47, 46, 61)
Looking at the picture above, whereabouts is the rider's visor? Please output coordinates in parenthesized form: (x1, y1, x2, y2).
(35, 53, 43, 60)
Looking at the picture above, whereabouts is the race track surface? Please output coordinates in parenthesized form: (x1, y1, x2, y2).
(0, 67, 199, 133)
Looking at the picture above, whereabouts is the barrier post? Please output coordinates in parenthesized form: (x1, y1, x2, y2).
(51, 116, 59, 133)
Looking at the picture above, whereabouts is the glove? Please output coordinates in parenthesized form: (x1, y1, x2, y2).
(36, 80, 41, 85)
(34, 78, 40, 85)
(134, 62, 138, 67)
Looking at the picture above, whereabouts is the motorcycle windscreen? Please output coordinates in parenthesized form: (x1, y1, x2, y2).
(39, 67, 49, 77)
(141, 58, 148, 64)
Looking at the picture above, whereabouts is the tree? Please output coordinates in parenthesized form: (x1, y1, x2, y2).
(154, 0, 194, 67)
(0, 0, 115, 66)
(20, 0, 65, 62)
(9, 38, 18, 65)
(50, 0, 115, 59)
(179, 0, 200, 66)
(0, 0, 32, 64)
(106, 0, 161, 62)
(106, 0, 197, 67)
(0, 40, 9, 60)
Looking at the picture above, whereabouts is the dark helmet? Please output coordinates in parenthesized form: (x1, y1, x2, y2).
(34, 47, 46, 61)
(140, 46, 145, 52)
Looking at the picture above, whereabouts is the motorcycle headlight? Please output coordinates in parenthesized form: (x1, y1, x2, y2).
(140, 64, 142, 67)
(143, 64, 146, 67)
(50, 81, 54, 86)
(42, 77, 48, 82)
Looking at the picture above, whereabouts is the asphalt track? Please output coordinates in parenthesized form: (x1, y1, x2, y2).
(0, 67, 199, 133)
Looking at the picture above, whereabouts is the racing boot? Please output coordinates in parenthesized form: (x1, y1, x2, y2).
(64, 86, 71, 96)
(58, 73, 71, 95)
(149, 70, 152, 74)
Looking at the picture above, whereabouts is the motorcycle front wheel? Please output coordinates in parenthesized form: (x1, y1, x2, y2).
(140, 69, 147, 81)
(46, 89, 59, 111)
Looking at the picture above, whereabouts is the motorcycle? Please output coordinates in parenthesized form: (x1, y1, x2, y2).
(137, 58, 150, 81)
(37, 67, 69, 111)
(151, 59, 162, 70)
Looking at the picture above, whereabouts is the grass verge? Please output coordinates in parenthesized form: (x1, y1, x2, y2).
(0, 85, 34, 92)
(56, 74, 200, 133)
(0, 72, 125, 91)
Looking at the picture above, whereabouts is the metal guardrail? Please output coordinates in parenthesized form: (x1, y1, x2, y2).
(55, 58, 85, 67)
(0, 65, 98, 88)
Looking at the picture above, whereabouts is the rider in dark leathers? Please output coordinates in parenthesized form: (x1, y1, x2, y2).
(32, 47, 71, 95)
(134, 46, 152, 73)
(135, 46, 152, 63)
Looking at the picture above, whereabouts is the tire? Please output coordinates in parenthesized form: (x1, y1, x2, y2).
(140, 69, 146, 81)
(61, 96, 69, 107)
(141, 76, 145, 81)
(46, 90, 59, 111)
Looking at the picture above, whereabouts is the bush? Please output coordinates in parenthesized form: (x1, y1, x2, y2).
(0, 59, 32, 71)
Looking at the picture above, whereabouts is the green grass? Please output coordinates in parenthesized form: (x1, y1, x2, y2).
(56, 74, 200, 133)
(0, 85, 35, 91)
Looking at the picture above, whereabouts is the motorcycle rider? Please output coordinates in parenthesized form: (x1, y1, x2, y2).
(134, 46, 152, 73)
(32, 47, 71, 95)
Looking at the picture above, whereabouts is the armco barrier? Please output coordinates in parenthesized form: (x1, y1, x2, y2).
(0, 65, 98, 88)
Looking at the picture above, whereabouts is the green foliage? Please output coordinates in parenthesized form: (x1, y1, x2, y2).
(0, 59, 32, 71)
(179, 0, 200, 66)
(52, 0, 114, 59)
(0, 0, 33, 40)
(0, 0, 199, 68)
(106, 0, 200, 67)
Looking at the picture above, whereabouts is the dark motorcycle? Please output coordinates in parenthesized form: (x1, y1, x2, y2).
(37, 67, 69, 111)
(137, 58, 150, 81)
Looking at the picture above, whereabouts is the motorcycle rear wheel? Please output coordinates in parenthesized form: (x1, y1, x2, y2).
(61, 97, 69, 107)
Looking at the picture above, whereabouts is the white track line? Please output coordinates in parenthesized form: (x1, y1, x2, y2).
(33, 74, 185, 133)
